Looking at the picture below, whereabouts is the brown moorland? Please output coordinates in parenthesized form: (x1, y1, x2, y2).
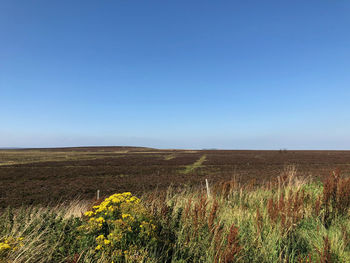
(1, 146, 350, 208)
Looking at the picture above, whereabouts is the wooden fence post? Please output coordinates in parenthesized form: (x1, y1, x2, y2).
(205, 179, 211, 198)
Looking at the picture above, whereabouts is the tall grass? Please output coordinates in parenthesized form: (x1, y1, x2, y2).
(1, 168, 349, 262)
(0, 202, 86, 262)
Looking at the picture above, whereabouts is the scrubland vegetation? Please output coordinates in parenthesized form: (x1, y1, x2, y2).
(1, 168, 349, 262)
(3, 148, 350, 209)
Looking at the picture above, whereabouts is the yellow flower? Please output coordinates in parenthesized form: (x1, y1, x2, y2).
(95, 245, 102, 250)
(121, 213, 134, 221)
(84, 211, 94, 217)
(0, 243, 11, 250)
(104, 239, 111, 245)
(96, 217, 105, 223)
(96, 235, 105, 241)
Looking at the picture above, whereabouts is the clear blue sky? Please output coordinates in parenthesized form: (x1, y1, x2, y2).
(1, 0, 350, 149)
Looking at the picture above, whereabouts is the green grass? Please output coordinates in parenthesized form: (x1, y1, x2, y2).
(182, 155, 207, 174)
(164, 154, 177, 160)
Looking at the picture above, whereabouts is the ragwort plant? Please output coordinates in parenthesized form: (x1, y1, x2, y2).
(78, 192, 159, 262)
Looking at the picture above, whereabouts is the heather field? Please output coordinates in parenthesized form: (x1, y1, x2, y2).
(1, 148, 350, 262)
(2, 147, 350, 208)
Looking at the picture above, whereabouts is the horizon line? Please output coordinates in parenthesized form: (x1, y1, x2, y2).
(1, 145, 350, 151)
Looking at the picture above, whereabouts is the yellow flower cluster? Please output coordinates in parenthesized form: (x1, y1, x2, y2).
(79, 192, 158, 261)
(84, 192, 140, 217)
(80, 193, 142, 232)
(140, 221, 157, 235)
(121, 213, 134, 221)
(0, 237, 23, 257)
(95, 234, 112, 250)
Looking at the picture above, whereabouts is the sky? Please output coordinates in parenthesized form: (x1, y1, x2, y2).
(1, 0, 350, 149)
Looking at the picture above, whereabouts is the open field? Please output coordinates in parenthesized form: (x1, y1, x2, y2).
(1, 147, 350, 208)
(1, 147, 350, 262)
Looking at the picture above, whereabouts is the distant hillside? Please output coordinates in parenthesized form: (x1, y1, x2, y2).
(1, 146, 155, 152)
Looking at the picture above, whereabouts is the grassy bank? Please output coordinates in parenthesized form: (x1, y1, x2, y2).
(1, 170, 349, 262)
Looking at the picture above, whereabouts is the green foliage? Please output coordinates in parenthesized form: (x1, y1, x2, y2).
(0, 172, 349, 262)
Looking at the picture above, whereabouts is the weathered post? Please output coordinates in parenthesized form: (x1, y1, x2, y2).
(97, 189, 100, 200)
(205, 179, 211, 198)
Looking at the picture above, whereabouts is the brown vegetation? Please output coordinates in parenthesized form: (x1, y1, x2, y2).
(2, 147, 350, 208)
